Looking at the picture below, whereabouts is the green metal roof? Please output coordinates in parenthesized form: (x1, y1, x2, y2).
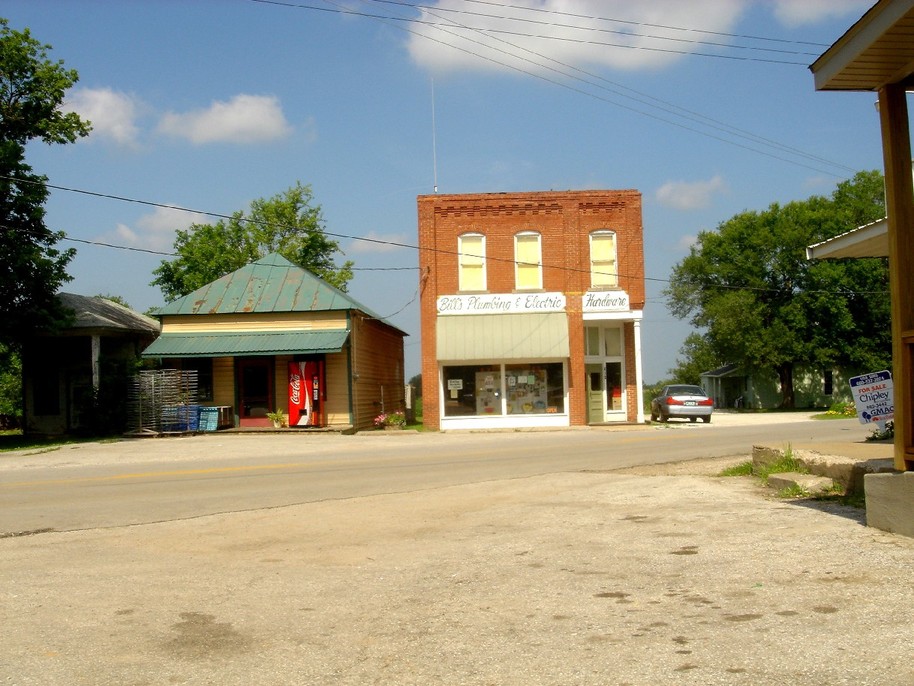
(142, 329, 350, 358)
(154, 253, 388, 320)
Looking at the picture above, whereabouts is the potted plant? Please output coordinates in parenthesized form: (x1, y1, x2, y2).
(266, 410, 286, 428)
(374, 410, 406, 430)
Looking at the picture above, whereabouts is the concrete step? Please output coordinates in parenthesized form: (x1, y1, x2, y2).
(766, 472, 835, 495)
(753, 444, 897, 495)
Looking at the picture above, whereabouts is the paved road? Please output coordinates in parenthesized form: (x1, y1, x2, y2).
(1, 414, 911, 685)
(0, 414, 870, 535)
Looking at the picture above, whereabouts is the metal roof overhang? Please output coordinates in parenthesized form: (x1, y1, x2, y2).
(810, 0, 914, 92)
(436, 313, 569, 360)
(142, 329, 350, 358)
(806, 218, 889, 259)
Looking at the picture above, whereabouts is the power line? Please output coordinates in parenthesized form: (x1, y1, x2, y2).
(378, 0, 856, 175)
(253, 0, 856, 177)
(456, 0, 831, 48)
(0, 176, 888, 297)
(365, 0, 822, 60)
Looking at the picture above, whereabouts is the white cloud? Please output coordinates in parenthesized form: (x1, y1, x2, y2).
(677, 234, 698, 251)
(349, 231, 411, 254)
(406, 0, 746, 73)
(63, 87, 142, 147)
(655, 175, 727, 211)
(107, 205, 210, 252)
(157, 94, 292, 145)
(771, 0, 872, 28)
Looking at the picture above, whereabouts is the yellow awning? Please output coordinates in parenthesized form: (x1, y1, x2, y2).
(436, 313, 569, 360)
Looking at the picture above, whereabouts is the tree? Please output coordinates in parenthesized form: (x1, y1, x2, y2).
(668, 332, 723, 386)
(0, 18, 91, 351)
(664, 171, 890, 408)
(151, 182, 354, 301)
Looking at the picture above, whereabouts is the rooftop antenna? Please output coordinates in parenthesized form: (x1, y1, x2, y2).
(431, 77, 438, 193)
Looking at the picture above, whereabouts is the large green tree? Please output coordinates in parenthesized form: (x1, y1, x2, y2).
(0, 18, 91, 352)
(151, 182, 354, 301)
(664, 171, 890, 408)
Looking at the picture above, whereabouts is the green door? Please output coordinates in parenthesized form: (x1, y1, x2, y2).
(586, 364, 605, 424)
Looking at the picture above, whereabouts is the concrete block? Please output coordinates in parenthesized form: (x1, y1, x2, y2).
(752, 445, 784, 469)
(850, 459, 898, 495)
(767, 472, 835, 495)
(865, 472, 914, 538)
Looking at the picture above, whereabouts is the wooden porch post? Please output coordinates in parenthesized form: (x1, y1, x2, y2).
(878, 83, 914, 471)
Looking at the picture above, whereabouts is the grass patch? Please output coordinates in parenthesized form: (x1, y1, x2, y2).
(718, 445, 809, 485)
(753, 446, 806, 481)
(815, 491, 866, 509)
(0, 433, 90, 453)
(718, 461, 753, 477)
(776, 483, 810, 499)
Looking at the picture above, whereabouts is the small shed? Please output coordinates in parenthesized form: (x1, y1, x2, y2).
(700, 364, 746, 410)
(142, 253, 407, 431)
(22, 293, 160, 435)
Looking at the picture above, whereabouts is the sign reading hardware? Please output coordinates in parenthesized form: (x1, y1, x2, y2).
(582, 290, 630, 312)
(437, 293, 566, 315)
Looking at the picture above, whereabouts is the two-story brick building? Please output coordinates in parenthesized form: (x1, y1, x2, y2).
(418, 190, 645, 431)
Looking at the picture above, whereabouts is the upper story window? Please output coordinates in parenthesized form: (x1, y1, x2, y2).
(590, 230, 618, 288)
(458, 233, 486, 292)
(515, 232, 542, 290)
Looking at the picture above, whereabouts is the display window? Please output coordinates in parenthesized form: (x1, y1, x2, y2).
(442, 362, 565, 417)
(505, 363, 564, 414)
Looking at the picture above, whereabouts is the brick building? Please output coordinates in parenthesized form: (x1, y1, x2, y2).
(418, 190, 645, 430)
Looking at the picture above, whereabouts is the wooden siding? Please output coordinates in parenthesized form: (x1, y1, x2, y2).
(212, 357, 235, 411)
(324, 351, 352, 426)
(161, 311, 348, 334)
(350, 314, 406, 430)
(272, 355, 292, 422)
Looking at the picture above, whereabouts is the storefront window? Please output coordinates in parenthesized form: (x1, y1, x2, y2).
(604, 327, 622, 356)
(585, 326, 601, 356)
(505, 363, 565, 414)
(442, 363, 565, 417)
(443, 365, 503, 417)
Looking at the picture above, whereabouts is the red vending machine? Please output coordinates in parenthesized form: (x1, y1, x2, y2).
(288, 360, 325, 427)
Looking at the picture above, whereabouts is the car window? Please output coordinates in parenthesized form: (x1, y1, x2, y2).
(666, 385, 706, 396)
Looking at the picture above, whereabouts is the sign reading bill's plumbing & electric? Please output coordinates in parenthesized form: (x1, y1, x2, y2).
(582, 290, 630, 312)
(437, 292, 566, 315)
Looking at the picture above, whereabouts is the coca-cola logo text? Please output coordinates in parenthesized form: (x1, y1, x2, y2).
(290, 373, 302, 405)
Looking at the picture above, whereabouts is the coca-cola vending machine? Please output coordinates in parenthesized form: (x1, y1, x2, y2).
(288, 360, 325, 427)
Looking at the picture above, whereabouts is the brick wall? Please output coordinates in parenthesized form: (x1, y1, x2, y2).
(418, 190, 644, 429)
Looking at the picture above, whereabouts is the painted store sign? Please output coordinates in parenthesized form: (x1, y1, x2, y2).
(437, 292, 566, 315)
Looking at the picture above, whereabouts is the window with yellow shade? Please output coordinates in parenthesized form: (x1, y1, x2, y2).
(590, 231, 618, 288)
(458, 234, 486, 292)
(515, 232, 542, 290)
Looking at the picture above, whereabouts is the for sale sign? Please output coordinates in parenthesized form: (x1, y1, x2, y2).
(849, 370, 894, 428)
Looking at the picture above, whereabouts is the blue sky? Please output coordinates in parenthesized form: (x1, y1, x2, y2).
(10, 0, 885, 381)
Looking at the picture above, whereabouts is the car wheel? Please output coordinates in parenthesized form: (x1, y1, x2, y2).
(702, 416, 711, 423)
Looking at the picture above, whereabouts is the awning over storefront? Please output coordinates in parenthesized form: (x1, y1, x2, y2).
(436, 313, 569, 360)
(143, 329, 350, 358)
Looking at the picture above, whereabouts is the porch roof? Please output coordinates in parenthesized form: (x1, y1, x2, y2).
(142, 329, 349, 358)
